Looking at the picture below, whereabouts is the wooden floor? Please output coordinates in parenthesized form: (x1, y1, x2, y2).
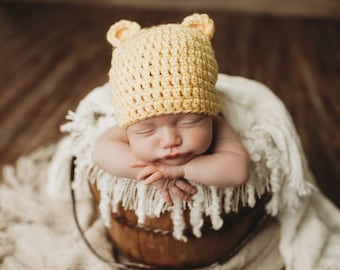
(0, 3, 339, 207)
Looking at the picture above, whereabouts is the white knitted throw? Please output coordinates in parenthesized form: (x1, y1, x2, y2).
(59, 73, 314, 237)
(2, 74, 338, 270)
(0, 144, 284, 270)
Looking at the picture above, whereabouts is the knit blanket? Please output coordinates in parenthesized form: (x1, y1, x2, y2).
(0, 144, 284, 269)
(1, 74, 339, 269)
(0, 146, 113, 270)
(58, 74, 313, 241)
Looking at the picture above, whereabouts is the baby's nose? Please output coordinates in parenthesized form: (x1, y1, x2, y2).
(160, 127, 182, 148)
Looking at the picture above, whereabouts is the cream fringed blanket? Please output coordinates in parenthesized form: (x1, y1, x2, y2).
(1, 74, 340, 269)
(0, 146, 113, 270)
(0, 146, 283, 270)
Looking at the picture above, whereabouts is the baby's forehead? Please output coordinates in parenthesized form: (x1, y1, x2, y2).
(130, 113, 207, 127)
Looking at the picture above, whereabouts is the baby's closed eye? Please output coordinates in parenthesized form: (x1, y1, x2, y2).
(177, 115, 205, 126)
(134, 128, 155, 135)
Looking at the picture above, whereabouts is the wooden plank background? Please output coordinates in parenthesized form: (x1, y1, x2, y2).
(5, 0, 340, 18)
(0, 3, 339, 207)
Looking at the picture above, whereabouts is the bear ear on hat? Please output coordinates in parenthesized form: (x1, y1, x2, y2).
(182, 13, 215, 40)
(106, 19, 141, 47)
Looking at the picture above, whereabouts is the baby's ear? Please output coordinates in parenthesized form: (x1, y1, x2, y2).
(182, 13, 215, 40)
(106, 20, 141, 47)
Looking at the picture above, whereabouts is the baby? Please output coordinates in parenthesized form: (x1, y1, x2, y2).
(92, 14, 250, 206)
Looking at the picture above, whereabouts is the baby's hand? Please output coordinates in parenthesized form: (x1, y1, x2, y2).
(152, 179, 197, 206)
(136, 163, 185, 185)
(135, 163, 197, 206)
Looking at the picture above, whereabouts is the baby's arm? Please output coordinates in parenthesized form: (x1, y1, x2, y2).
(92, 127, 197, 204)
(184, 115, 250, 187)
(138, 115, 250, 188)
(92, 126, 141, 179)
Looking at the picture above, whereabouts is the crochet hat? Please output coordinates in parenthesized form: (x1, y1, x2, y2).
(107, 14, 221, 127)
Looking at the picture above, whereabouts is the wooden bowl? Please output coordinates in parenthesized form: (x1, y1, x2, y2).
(89, 181, 269, 269)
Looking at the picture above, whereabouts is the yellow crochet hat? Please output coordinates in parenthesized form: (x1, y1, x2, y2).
(107, 14, 221, 127)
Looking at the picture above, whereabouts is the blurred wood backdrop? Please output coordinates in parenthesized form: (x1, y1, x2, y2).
(4, 0, 340, 18)
(0, 2, 339, 207)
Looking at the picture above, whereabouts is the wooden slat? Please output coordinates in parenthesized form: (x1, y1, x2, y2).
(4, 0, 340, 18)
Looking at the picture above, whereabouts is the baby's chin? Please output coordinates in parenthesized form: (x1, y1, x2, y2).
(157, 156, 193, 166)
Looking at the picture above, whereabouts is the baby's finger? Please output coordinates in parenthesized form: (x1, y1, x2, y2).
(144, 171, 163, 185)
(175, 180, 198, 195)
(130, 162, 145, 168)
(161, 190, 173, 206)
(129, 158, 148, 168)
(137, 165, 156, 180)
(169, 186, 191, 202)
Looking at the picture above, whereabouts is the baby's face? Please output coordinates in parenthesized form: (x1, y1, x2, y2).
(126, 113, 213, 166)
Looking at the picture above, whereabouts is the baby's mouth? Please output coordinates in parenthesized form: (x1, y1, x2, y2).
(159, 152, 193, 165)
(164, 153, 188, 159)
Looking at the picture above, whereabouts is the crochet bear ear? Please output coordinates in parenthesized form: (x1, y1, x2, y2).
(182, 13, 215, 40)
(106, 20, 141, 47)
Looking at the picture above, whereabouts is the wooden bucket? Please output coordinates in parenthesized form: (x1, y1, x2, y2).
(89, 181, 269, 269)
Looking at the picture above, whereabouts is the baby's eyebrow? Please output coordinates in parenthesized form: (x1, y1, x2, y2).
(131, 122, 154, 131)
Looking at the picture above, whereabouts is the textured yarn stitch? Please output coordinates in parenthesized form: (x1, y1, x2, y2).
(108, 23, 221, 127)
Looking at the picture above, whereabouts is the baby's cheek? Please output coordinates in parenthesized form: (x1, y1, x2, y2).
(190, 130, 212, 154)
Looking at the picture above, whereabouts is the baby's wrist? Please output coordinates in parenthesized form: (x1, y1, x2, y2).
(182, 164, 189, 180)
